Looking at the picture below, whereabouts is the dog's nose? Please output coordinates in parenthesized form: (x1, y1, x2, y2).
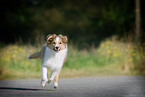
(55, 46, 59, 50)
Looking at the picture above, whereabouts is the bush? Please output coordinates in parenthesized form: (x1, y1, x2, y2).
(0, 38, 145, 79)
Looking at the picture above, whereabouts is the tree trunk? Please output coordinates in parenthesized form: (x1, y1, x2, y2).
(135, 0, 141, 43)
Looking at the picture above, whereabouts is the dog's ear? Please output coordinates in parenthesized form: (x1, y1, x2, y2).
(59, 34, 68, 43)
(46, 34, 56, 43)
(63, 36, 68, 43)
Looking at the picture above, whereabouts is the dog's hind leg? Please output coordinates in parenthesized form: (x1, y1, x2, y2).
(54, 70, 61, 89)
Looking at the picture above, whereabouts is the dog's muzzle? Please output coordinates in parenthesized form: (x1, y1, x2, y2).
(53, 46, 60, 52)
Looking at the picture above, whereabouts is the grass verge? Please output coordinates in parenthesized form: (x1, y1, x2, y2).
(0, 37, 145, 79)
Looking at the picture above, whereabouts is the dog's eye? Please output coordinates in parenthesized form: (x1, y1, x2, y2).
(59, 42, 62, 44)
(53, 42, 56, 44)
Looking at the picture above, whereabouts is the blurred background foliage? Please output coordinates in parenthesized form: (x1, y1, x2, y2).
(0, 0, 145, 79)
(1, 0, 145, 45)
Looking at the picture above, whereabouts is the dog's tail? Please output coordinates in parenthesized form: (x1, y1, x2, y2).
(27, 52, 41, 60)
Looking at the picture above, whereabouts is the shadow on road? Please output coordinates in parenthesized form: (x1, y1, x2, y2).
(0, 87, 55, 91)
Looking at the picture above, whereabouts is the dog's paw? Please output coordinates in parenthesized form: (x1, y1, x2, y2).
(54, 83, 59, 89)
(54, 85, 59, 89)
(47, 79, 52, 84)
(41, 80, 47, 87)
(41, 83, 45, 87)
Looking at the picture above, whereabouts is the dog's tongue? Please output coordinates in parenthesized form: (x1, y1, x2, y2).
(54, 49, 60, 52)
(53, 48, 60, 52)
(55, 50, 59, 52)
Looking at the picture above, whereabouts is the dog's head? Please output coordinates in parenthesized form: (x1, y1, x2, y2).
(46, 34, 68, 52)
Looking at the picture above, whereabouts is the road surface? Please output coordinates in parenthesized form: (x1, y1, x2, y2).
(0, 76, 145, 97)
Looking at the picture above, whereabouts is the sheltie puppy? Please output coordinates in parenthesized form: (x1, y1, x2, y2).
(27, 34, 68, 89)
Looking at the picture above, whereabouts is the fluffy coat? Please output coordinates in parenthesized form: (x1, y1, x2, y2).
(28, 34, 68, 89)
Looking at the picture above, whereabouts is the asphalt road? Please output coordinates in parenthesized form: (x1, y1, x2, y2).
(0, 76, 145, 97)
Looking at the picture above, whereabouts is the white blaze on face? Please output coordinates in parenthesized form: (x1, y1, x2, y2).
(56, 37, 59, 45)
(54, 36, 60, 51)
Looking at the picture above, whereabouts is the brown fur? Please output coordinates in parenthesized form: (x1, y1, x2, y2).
(47, 34, 67, 51)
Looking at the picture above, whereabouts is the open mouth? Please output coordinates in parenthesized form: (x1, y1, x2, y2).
(53, 49, 60, 52)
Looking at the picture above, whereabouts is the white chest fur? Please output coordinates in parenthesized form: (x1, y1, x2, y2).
(42, 45, 67, 71)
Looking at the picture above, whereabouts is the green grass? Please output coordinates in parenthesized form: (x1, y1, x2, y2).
(0, 37, 145, 79)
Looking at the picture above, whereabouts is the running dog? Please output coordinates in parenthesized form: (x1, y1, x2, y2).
(27, 34, 68, 89)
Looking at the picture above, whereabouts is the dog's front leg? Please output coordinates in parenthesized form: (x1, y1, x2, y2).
(48, 71, 58, 84)
(41, 66, 48, 87)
